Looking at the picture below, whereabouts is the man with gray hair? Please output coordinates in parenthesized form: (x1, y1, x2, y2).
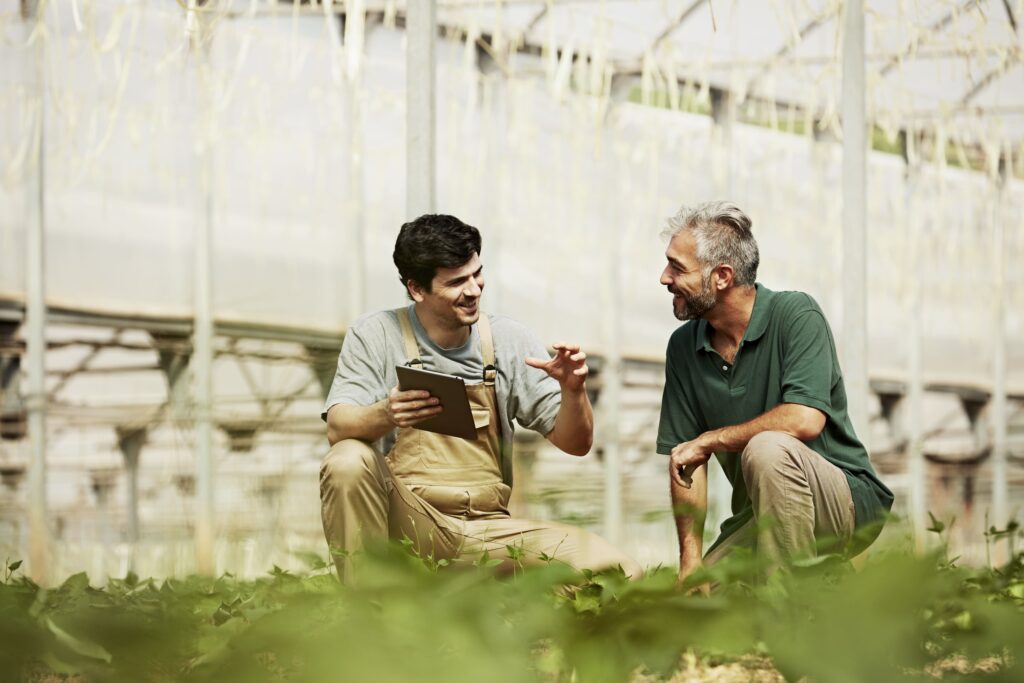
(656, 201, 893, 585)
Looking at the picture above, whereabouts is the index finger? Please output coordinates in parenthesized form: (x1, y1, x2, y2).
(393, 388, 433, 401)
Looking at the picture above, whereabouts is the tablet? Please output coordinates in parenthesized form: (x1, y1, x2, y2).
(395, 365, 478, 440)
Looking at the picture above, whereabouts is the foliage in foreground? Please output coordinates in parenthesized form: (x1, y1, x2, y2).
(2, 526, 1024, 683)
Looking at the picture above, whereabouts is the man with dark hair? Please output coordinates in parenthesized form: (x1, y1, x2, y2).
(320, 214, 639, 582)
(656, 201, 893, 585)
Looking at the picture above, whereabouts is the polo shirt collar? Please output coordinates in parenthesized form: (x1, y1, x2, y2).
(694, 283, 773, 353)
(744, 283, 774, 342)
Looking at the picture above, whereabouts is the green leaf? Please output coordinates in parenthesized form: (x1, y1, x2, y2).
(926, 512, 945, 535)
(8, 559, 22, 572)
(46, 618, 113, 663)
(60, 571, 91, 593)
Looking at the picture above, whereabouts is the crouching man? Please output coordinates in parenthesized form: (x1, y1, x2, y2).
(320, 214, 640, 582)
(656, 201, 894, 584)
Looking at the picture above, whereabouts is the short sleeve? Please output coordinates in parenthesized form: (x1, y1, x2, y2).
(656, 340, 703, 455)
(509, 328, 561, 436)
(780, 310, 834, 416)
(321, 325, 388, 420)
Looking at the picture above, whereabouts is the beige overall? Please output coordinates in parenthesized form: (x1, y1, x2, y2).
(320, 309, 640, 582)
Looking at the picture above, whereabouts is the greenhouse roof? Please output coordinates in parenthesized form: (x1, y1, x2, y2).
(413, 0, 1024, 147)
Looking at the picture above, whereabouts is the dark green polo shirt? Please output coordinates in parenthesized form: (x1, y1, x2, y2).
(656, 284, 894, 554)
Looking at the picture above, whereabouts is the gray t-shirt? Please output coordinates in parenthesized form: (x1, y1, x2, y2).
(322, 304, 561, 481)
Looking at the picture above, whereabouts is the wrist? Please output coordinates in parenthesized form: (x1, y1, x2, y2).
(377, 398, 396, 428)
(560, 380, 587, 397)
(698, 430, 721, 454)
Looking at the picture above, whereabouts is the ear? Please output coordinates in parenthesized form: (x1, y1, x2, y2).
(407, 279, 427, 303)
(713, 264, 735, 290)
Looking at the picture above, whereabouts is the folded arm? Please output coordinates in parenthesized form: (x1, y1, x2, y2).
(669, 403, 825, 488)
(326, 387, 442, 446)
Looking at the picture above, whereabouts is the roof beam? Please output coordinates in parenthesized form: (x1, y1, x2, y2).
(878, 0, 981, 78)
(646, 0, 708, 54)
(960, 53, 1023, 105)
(747, 6, 838, 96)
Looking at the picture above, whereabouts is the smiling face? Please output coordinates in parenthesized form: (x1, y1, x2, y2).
(408, 252, 485, 332)
(659, 230, 717, 321)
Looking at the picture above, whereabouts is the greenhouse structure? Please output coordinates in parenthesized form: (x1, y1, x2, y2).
(1, 0, 1023, 584)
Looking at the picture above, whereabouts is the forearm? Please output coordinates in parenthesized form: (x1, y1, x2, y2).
(326, 400, 393, 446)
(545, 386, 594, 456)
(671, 463, 708, 567)
(698, 403, 824, 454)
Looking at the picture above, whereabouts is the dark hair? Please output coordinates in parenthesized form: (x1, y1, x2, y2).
(393, 214, 482, 292)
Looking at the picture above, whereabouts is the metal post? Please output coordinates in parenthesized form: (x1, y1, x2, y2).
(991, 155, 1008, 531)
(406, 0, 436, 216)
(704, 88, 737, 539)
(23, 0, 49, 586)
(116, 428, 146, 566)
(345, 76, 366, 319)
(904, 149, 927, 549)
(191, 6, 216, 575)
(841, 0, 869, 443)
(601, 219, 623, 547)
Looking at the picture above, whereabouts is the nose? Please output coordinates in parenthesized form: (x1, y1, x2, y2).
(659, 266, 672, 286)
(466, 275, 483, 297)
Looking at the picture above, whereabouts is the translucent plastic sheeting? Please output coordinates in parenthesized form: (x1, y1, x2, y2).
(0, 1, 1022, 387)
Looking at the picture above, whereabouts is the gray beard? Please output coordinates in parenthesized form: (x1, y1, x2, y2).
(673, 276, 717, 321)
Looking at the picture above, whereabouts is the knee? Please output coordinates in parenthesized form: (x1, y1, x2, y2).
(741, 431, 797, 480)
(320, 439, 378, 492)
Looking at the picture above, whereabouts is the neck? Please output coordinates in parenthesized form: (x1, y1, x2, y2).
(705, 285, 757, 346)
(413, 303, 472, 349)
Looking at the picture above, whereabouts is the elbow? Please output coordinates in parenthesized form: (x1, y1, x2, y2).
(550, 429, 593, 457)
(793, 414, 826, 442)
(567, 436, 593, 457)
(325, 406, 346, 447)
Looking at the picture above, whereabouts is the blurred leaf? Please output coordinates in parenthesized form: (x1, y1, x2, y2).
(46, 617, 113, 663)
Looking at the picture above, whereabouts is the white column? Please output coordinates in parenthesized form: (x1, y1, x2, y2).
(345, 75, 366, 321)
(601, 221, 623, 547)
(24, 0, 49, 585)
(704, 89, 737, 538)
(191, 8, 216, 575)
(841, 0, 869, 443)
(991, 157, 1008, 531)
(406, 0, 436, 216)
(904, 156, 927, 549)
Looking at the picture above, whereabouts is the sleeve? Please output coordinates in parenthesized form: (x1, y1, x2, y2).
(509, 327, 561, 436)
(320, 324, 389, 420)
(656, 338, 703, 455)
(779, 309, 835, 416)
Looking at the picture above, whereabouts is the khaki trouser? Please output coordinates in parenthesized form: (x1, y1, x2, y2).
(320, 439, 642, 582)
(704, 431, 856, 574)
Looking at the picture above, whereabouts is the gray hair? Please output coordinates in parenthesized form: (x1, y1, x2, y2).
(662, 201, 760, 287)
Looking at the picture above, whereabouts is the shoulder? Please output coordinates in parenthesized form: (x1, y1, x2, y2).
(346, 309, 402, 341)
(769, 289, 824, 320)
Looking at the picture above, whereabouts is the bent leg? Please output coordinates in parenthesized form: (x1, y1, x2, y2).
(460, 517, 643, 578)
(320, 439, 391, 581)
(319, 439, 461, 582)
(740, 431, 855, 573)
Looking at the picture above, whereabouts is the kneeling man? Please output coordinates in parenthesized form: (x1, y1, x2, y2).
(321, 214, 639, 582)
(656, 201, 893, 583)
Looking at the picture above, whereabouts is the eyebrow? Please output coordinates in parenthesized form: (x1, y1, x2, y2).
(666, 256, 688, 270)
(443, 265, 483, 286)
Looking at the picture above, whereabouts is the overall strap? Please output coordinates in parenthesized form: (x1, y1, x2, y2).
(395, 308, 423, 367)
(477, 313, 497, 386)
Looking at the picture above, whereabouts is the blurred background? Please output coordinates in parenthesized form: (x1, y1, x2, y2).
(0, 0, 1022, 585)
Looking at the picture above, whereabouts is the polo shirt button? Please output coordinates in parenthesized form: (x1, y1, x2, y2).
(722, 365, 728, 371)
